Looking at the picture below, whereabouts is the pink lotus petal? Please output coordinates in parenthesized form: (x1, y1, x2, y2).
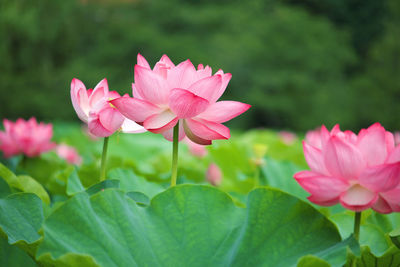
(167, 59, 197, 89)
(294, 170, 348, 204)
(134, 65, 170, 104)
(98, 107, 125, 133)
(340, 184, 378, 211)
(303, 142, 328, 175)
(210, 71, 232, 103)
(88, 116, 113, 137)
(169, 88, 209, 118)
(89, 78, 109, 107)
(359, 162, 400, 192)
(372, 196, 392, 214)
(131, 83, 144, 100)
(186, 75, 222, 102)
(196, 101, 251, 123)
(162, 122, 185, 142)
(70, 78, 90, 122)
(137, 53, 151, 69)
(186, 119, 230, 140)
(324, 136, 366, 181)
(182, 120, 212, 145)
(357, 123, 388, 166)
(56, 144, 82, 165)
(111, 97, 160, 122)
(143, 110, 178, 133)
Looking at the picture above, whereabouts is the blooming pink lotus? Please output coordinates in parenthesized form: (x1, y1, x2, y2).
(0, 118, 56, 158)
(294, 123, 400, 213)
(71, 78, 145, 137)
(111, 54, 251, 145)
(207, 163, 222, 186)
(56, 144, 82, 165)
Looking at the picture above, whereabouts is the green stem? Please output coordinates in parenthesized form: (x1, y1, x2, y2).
(354, 211, 361, 241)
(100, 137, 109, 181)
(170, 122, 180, 187)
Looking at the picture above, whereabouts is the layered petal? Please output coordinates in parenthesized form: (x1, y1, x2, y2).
(111, 97, 160, 122)
(210, 71, 232, 103)
(186, 75, 222, 102)
(88, 117, 113, 137)
(89, 78, 109, 107)
(183, 119, 229, 145)
(324, 136, 366, 180)
(169, 88, 209, 118)
(70, 78, 90, 122)
(372, 196, 392, 214)
(294, 171, 348, 205)
(303, 142, 328, 175)
(134, 65, 170, 104)
(357, 123, 388, 166)
(359, 162, 400, 192)
(196, 101, 251, 123)
(143, 110, 178, 134)
(98, 107, 125, 133)
(162, 122, 185, 142)
(167, 59, 197, 89)
(340, 184, 378, 211)
(137, 53, 151, 69)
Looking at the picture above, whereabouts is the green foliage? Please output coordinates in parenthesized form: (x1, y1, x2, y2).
(36, 185, 342, 266)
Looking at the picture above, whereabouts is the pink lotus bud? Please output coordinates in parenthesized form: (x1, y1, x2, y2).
(294, 123, 400, 214)
(110, 53, 251, 145)
(56, 144, 82, 165)
(71, 78, 144, 137)
(0, 118, 56, 158)
(184, 137, 207, 158)
(278, 131, 297, 145)
(207, 163, 222, 186)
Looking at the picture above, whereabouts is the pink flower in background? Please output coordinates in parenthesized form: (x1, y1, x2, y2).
(207, 163, 222, 186)
(184, 137, 207, 158)
(56, 144, 82, 165)
(294, 123, 400, 213)
(111, 54, 251, 145)
(278, 131, 297, 145)
(0, 118, 56, 158)
(71, 78, 145, 137)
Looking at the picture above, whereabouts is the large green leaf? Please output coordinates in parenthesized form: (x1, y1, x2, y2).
(0, 237, 38, 267)
(0, 193, 44, 255)
(37, 185, 341, 266)
(0, 163, 50, 204)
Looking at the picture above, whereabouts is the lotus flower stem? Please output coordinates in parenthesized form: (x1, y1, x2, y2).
(170, 122, 180, 187)
(353, 211, 361, 241)
(100, 137, 109, 181)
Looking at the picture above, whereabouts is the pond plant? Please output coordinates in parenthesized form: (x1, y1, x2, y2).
(0, 54, 400, 267)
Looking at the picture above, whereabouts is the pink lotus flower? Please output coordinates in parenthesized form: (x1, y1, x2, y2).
(71, 78, 145, 137)
(56, 144, 82, 165)
(207, 163, 222, 186)
(279, 131, 297, 145)
(111, 54, 251, 145)
(394, 131, 400, 146)
(0, 118, 56, 158)
(295, 123, 400, 213)
(184, 137, 207, 158)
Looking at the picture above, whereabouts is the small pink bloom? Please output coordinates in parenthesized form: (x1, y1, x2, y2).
(207, 163, 222, 186)
(184, 137, 207, 158)
(0, 118, 56, 158)
(279, 131, 297, 145)
(71, 78, 145, 137)
(305, 127, 324, 149)
(111, 54, 251, 145)
(294, 123, 400, 213)
(56, 144, 82, 165)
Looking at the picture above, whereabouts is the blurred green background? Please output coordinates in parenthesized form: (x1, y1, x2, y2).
(0, 0, 399, 131)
